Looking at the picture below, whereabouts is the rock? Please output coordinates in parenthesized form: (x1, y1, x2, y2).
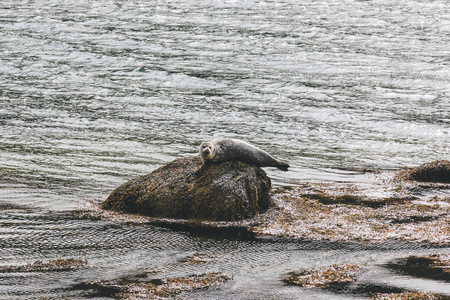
(283, 264, 364, 288)
(79, 272, 231, 299)
(251, 180, 449, 244)
(102, 156, 272, 221)
(0, 258, 87, 272)
(370, 291, 445, 300)
(385, 254, 450, 282)
(400, 160, 450, 183)
(78, 161, 449, 244)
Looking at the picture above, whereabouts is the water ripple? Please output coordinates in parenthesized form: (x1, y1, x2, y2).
(1, 0, 449, 298)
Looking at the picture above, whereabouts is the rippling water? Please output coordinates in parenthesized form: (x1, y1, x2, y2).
(1, 0, 449, 298)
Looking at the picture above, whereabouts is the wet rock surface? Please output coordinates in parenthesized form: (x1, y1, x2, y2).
(283, 264, 364, 288)
(0, 258, 87, 272)
(251, 178, 449, 244)
(102, 156, 272, 221)
(385, 254, 450, 282)
(75, 161, 450, 299)
(79, 272, 231, 299)
(283, 262, 449, 300)
(86, 161, 450, 245)
(370, 291, 446, 300)
(398, 160, 450, 183)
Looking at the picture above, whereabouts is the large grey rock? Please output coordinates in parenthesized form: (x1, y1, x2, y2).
(102, 156, 272, 221)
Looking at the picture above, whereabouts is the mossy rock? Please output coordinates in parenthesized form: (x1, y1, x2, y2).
(283, 264, 364, 288)
(102, 156, 272, 221)
(385, 254, 450, 282)
(400, 160, 450, 183)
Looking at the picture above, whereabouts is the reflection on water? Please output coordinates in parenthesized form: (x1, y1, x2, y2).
(0, 0, 449, 298)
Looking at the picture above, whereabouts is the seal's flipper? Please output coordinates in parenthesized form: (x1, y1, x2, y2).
(276, 161, 290, 171)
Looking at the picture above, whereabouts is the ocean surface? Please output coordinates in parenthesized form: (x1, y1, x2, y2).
(1, 0, 449, 298)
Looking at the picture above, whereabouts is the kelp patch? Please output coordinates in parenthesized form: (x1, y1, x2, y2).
(79, 272, 231, 299)
(284, 264, 364, 288)
(385, 254, 450, 282)
(0, 258, 87, 272)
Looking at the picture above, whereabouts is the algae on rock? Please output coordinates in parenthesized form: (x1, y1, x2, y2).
(398, 160, 450, 183)
(102, 156, 272, 221)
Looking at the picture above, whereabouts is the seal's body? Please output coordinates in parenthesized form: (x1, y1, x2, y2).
(200, 138, 290, 171)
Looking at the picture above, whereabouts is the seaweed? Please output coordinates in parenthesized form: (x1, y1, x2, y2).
(78, 272, 231, 299)
(0, 258, 87, 272)
(385, 254, 450, 282)
(398, 160, 450, 183)
(283, 264, 364, 288)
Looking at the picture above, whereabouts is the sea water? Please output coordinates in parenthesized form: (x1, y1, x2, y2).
(1, 0, 449, 298)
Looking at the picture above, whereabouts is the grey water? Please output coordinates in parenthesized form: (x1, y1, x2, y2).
(1, 0, 449, 298)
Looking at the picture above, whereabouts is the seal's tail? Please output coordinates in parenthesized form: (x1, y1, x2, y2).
(276, 161, 290, 171)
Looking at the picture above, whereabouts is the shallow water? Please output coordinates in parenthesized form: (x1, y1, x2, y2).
(0, 208, 449, 299)
(1, 0, 449, 298)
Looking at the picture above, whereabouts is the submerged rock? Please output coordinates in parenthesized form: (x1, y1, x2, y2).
(80, 272, 231, 299)
(250, 179, 450, 244)
(102, 156, 272, 221)
(370, 291, 446, 300)
(0, 258, 87, 272)
(399, 160, 450, 183)
(283, 263, 448, 299)
(179, 252, 221, 264)
(284, 264, 364, 288)
(385, 254, 450, 282)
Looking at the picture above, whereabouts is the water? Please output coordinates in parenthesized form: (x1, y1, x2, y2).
(1, 0, 449, 298)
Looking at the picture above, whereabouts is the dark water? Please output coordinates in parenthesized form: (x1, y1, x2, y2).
(1, 0, 449, 298)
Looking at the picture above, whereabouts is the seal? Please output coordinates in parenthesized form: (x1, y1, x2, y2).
(199, 138, 290, 171)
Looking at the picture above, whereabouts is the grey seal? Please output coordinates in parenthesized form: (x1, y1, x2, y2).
(199, 138, 290, 171)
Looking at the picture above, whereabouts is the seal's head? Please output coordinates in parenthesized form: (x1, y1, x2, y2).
(200, 142, 215, 161)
